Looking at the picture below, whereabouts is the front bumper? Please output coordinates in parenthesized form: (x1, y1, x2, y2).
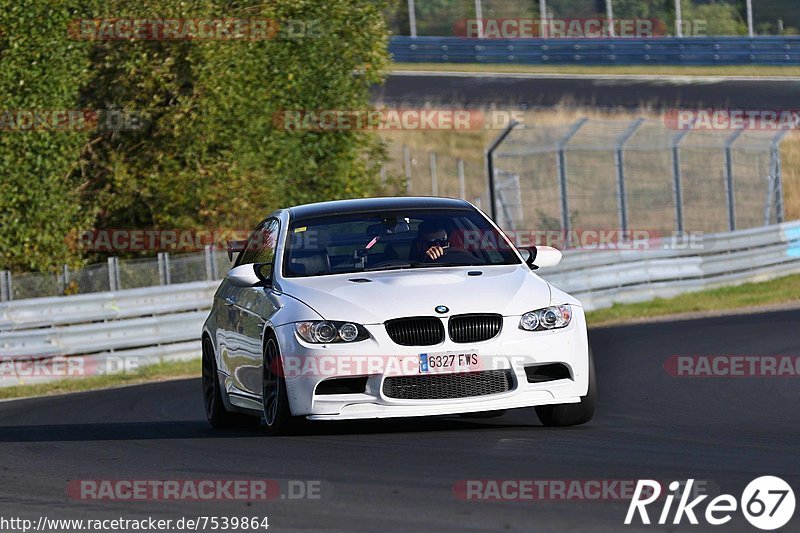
(273, 308, 590, 420)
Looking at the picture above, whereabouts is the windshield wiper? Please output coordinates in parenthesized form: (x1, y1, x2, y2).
(413, 262, 478, 268)
(363, 261, 479, 272)
(362, 263, 414, 272)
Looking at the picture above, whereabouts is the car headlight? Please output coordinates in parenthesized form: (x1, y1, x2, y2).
(294, 321, 369, 343)
(519, 305, 572, 331)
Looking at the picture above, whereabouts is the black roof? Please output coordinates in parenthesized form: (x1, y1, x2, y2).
(287, 196, 472, 221)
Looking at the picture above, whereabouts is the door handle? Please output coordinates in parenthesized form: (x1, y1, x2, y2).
(224, 297, 236, 307)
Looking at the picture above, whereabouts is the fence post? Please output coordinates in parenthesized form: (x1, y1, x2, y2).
(403, 145, 412, 194)
(0, 271, 10, 302)
(457, 159, 466, 199)
(724, 129, 744, 231)
(556, 118, 588, 247)
(429, 151, 438, 196)
(60, 264, 70, 295)
(764, 175, 775, 226)
(158, 252, 172, 285)
(107, 257, 119, 292)
(485, 120, 520, 221)
(771, 130, 788, 224)
(204, 245, 217, 281)
(615, 118, 645, 235)
(670, 126, 693, 233)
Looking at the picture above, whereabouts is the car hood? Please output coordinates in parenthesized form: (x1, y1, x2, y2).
(277, 265, 553, 324)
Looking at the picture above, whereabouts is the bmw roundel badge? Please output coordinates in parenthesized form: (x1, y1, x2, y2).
(435, 305, 449, 314)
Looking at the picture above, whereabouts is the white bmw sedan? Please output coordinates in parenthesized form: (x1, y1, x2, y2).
(202, 197, 595, 435)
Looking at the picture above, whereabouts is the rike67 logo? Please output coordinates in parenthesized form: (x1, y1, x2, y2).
(626, 477, 795, 530)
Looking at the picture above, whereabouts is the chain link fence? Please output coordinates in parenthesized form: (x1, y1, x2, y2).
(0, 248, 232, 302)
(489, 118, 787, 237)
(1, 118, 791, 301)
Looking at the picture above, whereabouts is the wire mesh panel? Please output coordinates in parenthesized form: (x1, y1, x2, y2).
(118, 256, 161, 289)
(169, 253, 209, 285)
(11, 272, 60, 300)
(733, 131, 784, 229)
(214, 249, 233, 278)
(494, 123, 576, 231)
(71, 263, 110, 294)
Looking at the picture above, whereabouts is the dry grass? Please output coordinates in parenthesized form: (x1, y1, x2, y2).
(782, 132, 800, 221)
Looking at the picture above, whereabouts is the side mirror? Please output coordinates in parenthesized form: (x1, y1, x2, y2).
(226, 264, 261, 287)
(520, 246, 562, 269)
(254, 263, 273, 285)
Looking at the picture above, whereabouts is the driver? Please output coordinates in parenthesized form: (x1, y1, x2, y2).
(412, 220, 451, 262)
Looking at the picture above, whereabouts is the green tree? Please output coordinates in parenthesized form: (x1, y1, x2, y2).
(0, 1, 96, 272)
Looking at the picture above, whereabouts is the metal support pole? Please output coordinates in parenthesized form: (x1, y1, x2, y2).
(403, 145, 412, 194)
(429, 151, 438, 196)
(158, 252, 171, 286)
(204, 245, 217, 281)
(605, 0, 615, 37)
(457, 159, 466, 200)
(724, 129, 744, 231)
(615, 118, 645, 234)
(764, 175, 775, 226)
(670, 125, 693, 233)
(60, 264, 70, 294)
(474, 0, 484, 38)
(539, 0, 548, 38)
(0, 270, 10, 301)
(556, 118, 589, 247)
(485, 120, 520, 221)
(674, 0, 683, 37)
(407, 0, 417, 38)
(746, 0, 754, 38)
(771, 130, 789, 224)
(108, 257, 119, 292)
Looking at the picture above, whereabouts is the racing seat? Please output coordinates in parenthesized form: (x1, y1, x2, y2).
(287, 250, 331, 276)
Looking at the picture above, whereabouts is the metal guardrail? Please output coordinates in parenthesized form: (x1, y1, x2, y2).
(1, 221, 799, 386)
(389, 36, 800, 65)
(540, 221, 800, 309)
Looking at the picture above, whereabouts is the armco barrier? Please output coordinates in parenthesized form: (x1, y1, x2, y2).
(389, 36, 800, 65)
(1, 221, 799, 387)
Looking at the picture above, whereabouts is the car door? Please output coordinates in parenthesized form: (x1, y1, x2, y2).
(224, 218, 281, 397)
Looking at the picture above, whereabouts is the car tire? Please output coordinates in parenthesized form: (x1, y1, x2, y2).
(262, 335, 304, 436)
(535, 347, 596, 427)
(202, 337, 261, 428)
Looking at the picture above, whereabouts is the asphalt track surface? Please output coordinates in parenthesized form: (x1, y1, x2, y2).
(1, 309, 799, 532)
(375, 71, 800, 110)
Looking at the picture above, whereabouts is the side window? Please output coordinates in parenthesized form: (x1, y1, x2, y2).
(237, 219, 279, 266)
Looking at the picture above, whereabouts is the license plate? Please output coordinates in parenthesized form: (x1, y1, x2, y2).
(419, 351, 480, 373)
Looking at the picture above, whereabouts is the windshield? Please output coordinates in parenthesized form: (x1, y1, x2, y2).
(282, 208, 520, 277)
